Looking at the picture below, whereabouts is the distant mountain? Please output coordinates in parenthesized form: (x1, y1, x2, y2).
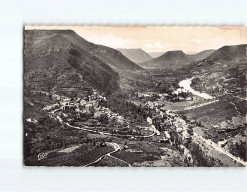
(191, 44, 247, 76)
(149, 52, 164, 58)
(171, 44, 247, 98)
(188, 49, 215, 61)
(204, 44, 247, 63)
(142, 49, 217, 70)
(118, 48, 153, 64)
(24, 30, 142, 95)
(141, 50, 193, 69)
(188, 44, 247, 72)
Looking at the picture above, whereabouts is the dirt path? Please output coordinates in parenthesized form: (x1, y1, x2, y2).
(182, 99, 219, 111)
(58, 145, 81, 153)
(83, 142, 131, 167)
(106, 143, 131, 167)
(50, 109, 156, 139)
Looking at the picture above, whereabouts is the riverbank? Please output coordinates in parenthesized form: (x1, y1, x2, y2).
(178, 78, 215, 100)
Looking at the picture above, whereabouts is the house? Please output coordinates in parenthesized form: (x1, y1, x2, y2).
(26, 118, 38, 124)
(164, 131, 171, 139)
(147, 117, 152, 124)
(218, 140, 227, 147)
(156, 130, 161, 136)
(52, 94, 61, 101)
(43, 103, 60, 111)
(160, 111, 164, 117)
(160, 106, 166, 112)
(182, 131, 190, 140)
(94, 111, 101, 118)
(91, 100, 99, 108)
(116, 116, 124, 125)
(186, 96, 193, 101)
(61, 98, 70, 106)
(80, 99, 87, 106)
(178, 96, 185, 101)
(85, 104, 94, 113)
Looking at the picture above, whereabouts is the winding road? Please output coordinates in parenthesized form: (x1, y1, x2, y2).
(49, 105, 157, 167)
(52, 111, 157, 139)
(48, 84, 247, 167)
(182, 99, 219, 111)
(83, 142, 131, 167)
(193, 133, 247, 167)
(176, 78, 247, 166)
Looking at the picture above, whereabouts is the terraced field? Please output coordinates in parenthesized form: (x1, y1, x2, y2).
(25, 144, 114, 166)
(178, 97, 245, 127)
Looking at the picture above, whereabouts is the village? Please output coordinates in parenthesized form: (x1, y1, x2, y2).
(25, 81, 246, 167)
(39, 86, 197, 165)
(43, 88, 157, 138)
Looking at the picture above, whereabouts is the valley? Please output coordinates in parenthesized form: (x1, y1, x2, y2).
(23, 29, 246, 167)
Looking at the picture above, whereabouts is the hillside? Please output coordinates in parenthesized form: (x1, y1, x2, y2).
(187, 44, 247, 78)
(26, 30, 142, 72)
(142, 49, 215, 70)
(188, 49, 215, 61)
(204, 44, 246, 63)
(191, 45, 247, 97)
(24, 30, 117, 95)
(118, 48, 153, 64)
(24, 30, 143, 96)
(141, 50, 193, 69)
(170, 44, 247, 98)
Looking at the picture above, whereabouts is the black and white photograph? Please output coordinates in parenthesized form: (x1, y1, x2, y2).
(2, 0, 247, 192)
(23, 26, 247, 167)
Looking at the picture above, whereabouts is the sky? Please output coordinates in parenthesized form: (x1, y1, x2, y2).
(25, 26, 247, 54)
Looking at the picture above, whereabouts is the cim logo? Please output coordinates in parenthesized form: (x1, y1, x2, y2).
(38, 152, 48, 161)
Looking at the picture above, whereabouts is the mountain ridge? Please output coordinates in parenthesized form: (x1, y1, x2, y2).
(24, 30, 143, 96)
(117, 48, 153, 64)
(141, 49, 216, 69)
(141, 50, 192, 69)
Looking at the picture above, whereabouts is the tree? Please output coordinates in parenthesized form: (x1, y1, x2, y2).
(98, 114, 109, 124)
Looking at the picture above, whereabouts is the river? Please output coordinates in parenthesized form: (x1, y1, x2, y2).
(178, 78, 214, 100)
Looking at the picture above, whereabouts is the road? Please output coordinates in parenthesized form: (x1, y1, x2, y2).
(51, 109, 157, 139)
(172, 80, 247, 167)
(193, 133, 247, 167)
(47, 102, 157, 167)
(65, 121, 156, 138)
(83, 142, 131, 167)
(49, 90, 247, 167)
(225, 93, 247, 101)
(182, 99, 219, 111)
(106, 143, 131, 167)
(49, 105, 155, 167)
(234, 96, 247, 101)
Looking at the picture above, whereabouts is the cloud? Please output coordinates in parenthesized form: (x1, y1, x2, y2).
(143, 41, 166, 49)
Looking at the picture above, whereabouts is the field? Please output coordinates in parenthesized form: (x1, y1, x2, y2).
(162, 98, 211, 112)
(111, 141, 187, 166)
(133, 147, 187, 167)
(92, 155, 129, 167)
(25, 144, 114, 166)
(178, 97, 245, 127)
(193, 136, 243, 167)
